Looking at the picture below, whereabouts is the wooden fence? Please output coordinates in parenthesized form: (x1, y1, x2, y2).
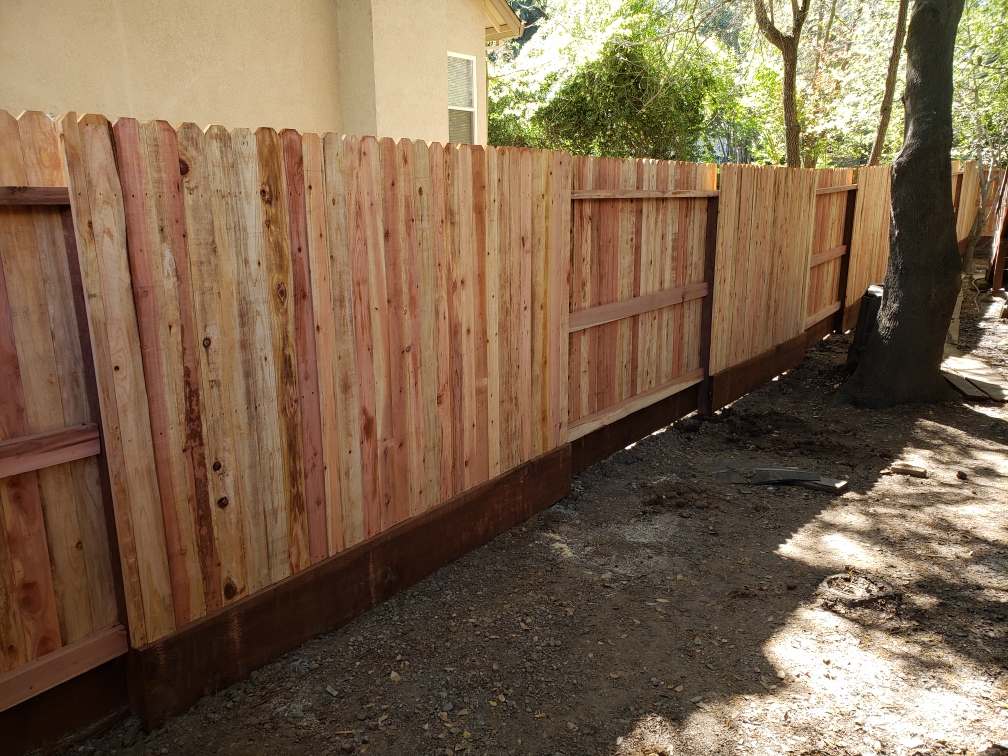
(0, 108, 981, 747)
(568, 157, 716, 437)
(58, 115, 570, 648)
(846, 164, 892, 312)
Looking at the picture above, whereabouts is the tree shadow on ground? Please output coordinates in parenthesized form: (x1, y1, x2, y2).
(76, 337, 1007, 756)
(605, 336, 1008, 755)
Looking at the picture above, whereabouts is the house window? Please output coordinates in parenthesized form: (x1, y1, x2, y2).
(447, 53, 477, 145)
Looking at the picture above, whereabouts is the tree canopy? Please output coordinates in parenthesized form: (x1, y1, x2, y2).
(487, 0, 1008, 167)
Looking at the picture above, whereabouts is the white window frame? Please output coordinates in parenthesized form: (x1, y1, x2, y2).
(447, 51, 478, 144)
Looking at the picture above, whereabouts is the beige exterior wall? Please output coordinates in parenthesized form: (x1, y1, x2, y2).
(368, 0, 488, 145)
(337, 0, 379, 138)
(369, 0, 448, 143)
(0, 0, 344, 133)
(1, 0, 494, 143)
(445, 0, 489, 145)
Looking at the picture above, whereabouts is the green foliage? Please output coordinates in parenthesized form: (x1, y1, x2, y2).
(953, 0, 1008, 166)
(487, 0, 752, 160)
(487, 0, 1007, 167)
(530, 40, 719, 160)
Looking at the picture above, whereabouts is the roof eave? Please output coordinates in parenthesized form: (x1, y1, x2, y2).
(483, 0, 524, 41)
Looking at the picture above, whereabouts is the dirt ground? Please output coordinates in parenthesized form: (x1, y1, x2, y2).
(74, 285, 1008, 756)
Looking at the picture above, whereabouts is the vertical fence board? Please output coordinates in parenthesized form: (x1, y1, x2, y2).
(200, 124, 255, 604)
(518, 149, 533, 463)
(549, 150, 571, 447)
(484, 148, 501, 475)
(175, 124, 240, 607)
(282, 129, 328, 566)
(444, 145, 466, 495)
(430, 143, 455, 500)
(411, 142, 441, 512)
(345, 136, 381, 538)
(112, 119, 200, 628)
(530, 149, 547, 457)
(378, 137, 412, 526)
(151, 122, 220, 617)
(61, 113, 175, 645)
(470, 147, 490, 484)
(396, 140, 428, 516)
(255, 126, 308, 583)
(317, 133, 365, 549)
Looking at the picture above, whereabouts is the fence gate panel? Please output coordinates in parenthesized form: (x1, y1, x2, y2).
(0, 111, 125, 715)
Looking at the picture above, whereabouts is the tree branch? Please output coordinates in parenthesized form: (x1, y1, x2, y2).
(753, 0, 788, 50)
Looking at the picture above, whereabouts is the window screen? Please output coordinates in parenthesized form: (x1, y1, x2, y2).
(448, 54, 476, 144)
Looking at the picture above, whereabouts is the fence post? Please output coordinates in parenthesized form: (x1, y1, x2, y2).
(698, 193, 720, 414)
(834, 186, 859, 333)
(952, 167, 964, 221)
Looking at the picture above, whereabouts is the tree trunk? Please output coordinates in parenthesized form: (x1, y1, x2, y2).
(781, 39, 803, 168)
(837, 0, 965, 408)
(752, 0, 810, 168)
(868, 0, 910, 165)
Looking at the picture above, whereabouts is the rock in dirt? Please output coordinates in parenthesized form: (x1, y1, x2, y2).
(817, 571, 900, 608)
(122, 722, 142, 747)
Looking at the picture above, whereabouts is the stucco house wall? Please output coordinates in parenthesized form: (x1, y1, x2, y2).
(0, 0, 515, 143)
(0, 0, 345, 134)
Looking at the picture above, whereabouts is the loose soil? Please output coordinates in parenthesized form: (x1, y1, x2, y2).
(75, 287, 1008, 756)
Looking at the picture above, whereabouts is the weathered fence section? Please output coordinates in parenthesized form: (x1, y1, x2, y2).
(57, 113, 571, 648)
(568, 157, 716, 438)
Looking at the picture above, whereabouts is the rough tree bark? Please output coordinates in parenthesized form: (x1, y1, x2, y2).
(753, 0, 812, 167)
(868, 0, 910, 165)
(838, 0, 966, 408)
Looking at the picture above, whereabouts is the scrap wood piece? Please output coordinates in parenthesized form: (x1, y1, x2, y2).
(943, 369, 988, 400)
(942, 346, 1008, 402)
(881, 462, 928, 478)
(798, 477, 849, 493)
(751, 467, 820, 484)
(716, 465, 849, 493)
